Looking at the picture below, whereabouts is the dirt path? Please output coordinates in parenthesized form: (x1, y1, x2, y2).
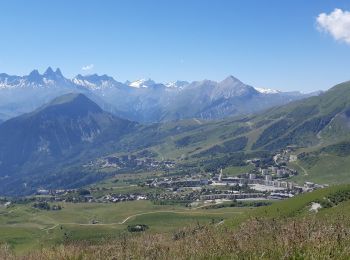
(119, 209, 238, 224)
(41, 224, 60, 234)
(216, 220, 225, 226)
(193, 118, 202, 125)
(295, 161, 308, 176)
(38, 208, 242, 231)
(0, 207, 20, 215)
(118, 210, 179, 224)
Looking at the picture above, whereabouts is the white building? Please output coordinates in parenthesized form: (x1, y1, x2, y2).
(265, 175, 272, 181)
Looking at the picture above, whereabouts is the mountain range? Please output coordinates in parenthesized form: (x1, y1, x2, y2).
(8, 67, 350, 196)
(0, 67, 318, 123)
(0, 78, 349, 195)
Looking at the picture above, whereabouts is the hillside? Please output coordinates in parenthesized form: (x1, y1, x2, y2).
(248, 81, 350, 150)
(110, 81, 350, 185)
(289, 141, 350, 184)
(185, 81, 350, 155)
(1, 81, 350, 195)
(0, 93, 137, 195)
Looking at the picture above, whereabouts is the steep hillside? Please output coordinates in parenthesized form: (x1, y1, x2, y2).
(129, 81, 350, 185)
(250, 81, 350, 150)
(0, 93, 137, 195)
(169, 81, 350, 158)
(289, 141, 350, 184)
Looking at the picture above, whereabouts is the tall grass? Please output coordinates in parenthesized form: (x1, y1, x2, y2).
(2, 215, 350, 259)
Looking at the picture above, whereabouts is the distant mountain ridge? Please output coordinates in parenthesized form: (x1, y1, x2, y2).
(0, 67, 71, 89)
(0, 80, 348, 195)
(0, 67, 318, 123)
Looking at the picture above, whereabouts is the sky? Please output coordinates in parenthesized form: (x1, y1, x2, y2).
(1, 0, 350, 92)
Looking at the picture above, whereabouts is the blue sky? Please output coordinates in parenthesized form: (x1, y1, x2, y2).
(1, 0, 350, 92)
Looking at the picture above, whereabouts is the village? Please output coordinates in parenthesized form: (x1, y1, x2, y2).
(144, 147, 327, 200)
(23, 148, 328, 207)
(83, 153, 176, 172)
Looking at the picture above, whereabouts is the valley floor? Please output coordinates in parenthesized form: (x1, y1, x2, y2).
(0, 201, 246, 253)
(1, 185, 350, 259)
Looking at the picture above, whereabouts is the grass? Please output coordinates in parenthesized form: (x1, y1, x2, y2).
(3, 208, 350, 259)
(91, 171, 161, 189)
(222, 165, 254, 176)
(2, 185, 350, 258)
(290, 154, 350, 184)
(0, 200, 247, 254)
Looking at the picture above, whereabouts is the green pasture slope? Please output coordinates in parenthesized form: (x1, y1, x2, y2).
(289, 154, 350, 184)
(0, 200, 246, 254)
(226, 184, 350, 227)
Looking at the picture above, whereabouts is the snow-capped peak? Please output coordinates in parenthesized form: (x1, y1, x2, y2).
(254, 87, 280, 94)
(165, 80, 189, 89)
(72, 74, 118, 90)
(129, 79, 156, 88)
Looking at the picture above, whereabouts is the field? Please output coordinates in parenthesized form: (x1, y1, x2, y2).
(222, 165, 254, 176)
(3, 184, 349, 255)
(289, 154, 350, 184)
(2, 185, 350, 259)
(0, 200, 247, 254)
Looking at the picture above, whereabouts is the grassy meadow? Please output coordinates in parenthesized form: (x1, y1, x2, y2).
(0, 200, 247, 254)
(2, 185, 350, 259)
(290, 154, 350, 184)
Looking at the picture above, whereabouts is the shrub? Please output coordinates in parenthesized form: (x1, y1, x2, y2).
(32, 202, 50, 210)
(127, 224, 149, 232)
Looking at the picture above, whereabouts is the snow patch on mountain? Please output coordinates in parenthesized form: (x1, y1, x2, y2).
(0, 67, 72, 89)
(72, 74, 118, 90)
(72, 78, 95, 89)
(0, 68, 320, 123)
(254, 87, 280, 94)
(129, 79, 156, 88)
(165, 81, 189, 89)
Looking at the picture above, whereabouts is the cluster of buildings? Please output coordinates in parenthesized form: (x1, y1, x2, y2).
(214, 171, 295, 191)
(32, 148, 328, 205)
(36, 189, 74, 196)
(273, 147, 298, 164)
(144, 170, 295, 202)
(84, 154, 175, 171)
(101, 194, 147, 203)
(149, 178, 209, 188)
(199, 192, 264, 200)
(0, 201, 11, 208)
(35, 188, 148, 204)
(142, 147, 329, 202)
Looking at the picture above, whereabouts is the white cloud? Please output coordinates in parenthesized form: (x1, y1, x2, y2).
(81, 64, 94, 71)
(317, 8, 350, 44)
